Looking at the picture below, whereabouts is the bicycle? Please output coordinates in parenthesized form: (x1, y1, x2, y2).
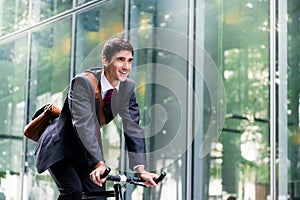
(82, 167, 166, 200)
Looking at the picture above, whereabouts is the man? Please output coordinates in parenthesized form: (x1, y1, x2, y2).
(35, 38, 158, 199)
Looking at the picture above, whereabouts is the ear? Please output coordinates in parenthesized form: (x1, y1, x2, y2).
(102, 55, 109, 66)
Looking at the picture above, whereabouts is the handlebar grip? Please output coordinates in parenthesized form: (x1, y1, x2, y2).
(154, 172, 166, 184)
(100, 167, 111, 179)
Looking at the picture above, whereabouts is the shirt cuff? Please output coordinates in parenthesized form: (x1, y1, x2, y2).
(133, 165, 145, 171)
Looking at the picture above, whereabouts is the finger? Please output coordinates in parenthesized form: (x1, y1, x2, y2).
(145, 176, 157, 186)
(97, 174, 107, 184)
(95, 172, 102, 183)
(148, 179, 158, 187)
(90, 172, 103, 187)
(144, 177, 157, 187)
(148, 174, 159, 186)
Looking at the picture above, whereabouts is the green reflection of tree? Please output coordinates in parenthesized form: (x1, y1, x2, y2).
(287, 1, 300, 194)
(0, 1, 29, 37)
(213, 0, 270, 197)
(0, 37, 27, 182)
(26, 19, 72, 174)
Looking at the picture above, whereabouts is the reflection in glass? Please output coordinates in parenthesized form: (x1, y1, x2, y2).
(77, 0, 93, 6)
(31, 0, 72, 23)
(0, 1, 29, 37)
(194, 0, 270, 199)
(287, 1, 300, 199)
(25, 17, 72, 199)
(0, 35, 27, 200)
(129, 0, 189, 199)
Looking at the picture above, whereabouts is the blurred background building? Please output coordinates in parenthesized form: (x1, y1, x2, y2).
(0, 0, 299, 199)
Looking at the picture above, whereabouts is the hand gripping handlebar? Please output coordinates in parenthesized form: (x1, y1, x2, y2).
(100, 167, 167, 184)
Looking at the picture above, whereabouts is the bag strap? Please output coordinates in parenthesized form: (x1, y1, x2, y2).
(84, 72, 106, 126)
(42, 84, 69, 113)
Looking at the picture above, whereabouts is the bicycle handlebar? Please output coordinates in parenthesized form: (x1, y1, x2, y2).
(100, 167, 166, 185)
(100, 167, 111, 178)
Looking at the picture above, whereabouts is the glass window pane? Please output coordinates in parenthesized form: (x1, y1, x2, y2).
(129, 0, 189, 199)
(0, 1, 29, 37)
(77, 0, 93, 6)
(287, 1, 300, 199)
(25, 17, 72, 200)
(194, 0, 270, 199)
(0, 35, 27, 200)
(31, 0, 72, 23)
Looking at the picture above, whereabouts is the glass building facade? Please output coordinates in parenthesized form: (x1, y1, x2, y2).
(0, 0, 299, 199)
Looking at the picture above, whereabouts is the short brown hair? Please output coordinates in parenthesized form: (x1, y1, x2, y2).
(102, 37, 134, 62)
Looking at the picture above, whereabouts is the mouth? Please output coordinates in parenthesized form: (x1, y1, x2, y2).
(119, 71, 128, 77)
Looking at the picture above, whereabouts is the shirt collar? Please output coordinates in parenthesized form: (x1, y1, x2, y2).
(101, 70, 120, 93)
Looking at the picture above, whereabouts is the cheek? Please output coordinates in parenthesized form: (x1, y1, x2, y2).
(112, 65, 120, 72)
(127, 66, 132, 72)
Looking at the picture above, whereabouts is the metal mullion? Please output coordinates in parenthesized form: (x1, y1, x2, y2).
(21, 30, 32, 200)
(269, 0, 277, 199)
(186, 0, 195, 199)
(21, 0, 33, 198)
(278, 0, 288, 198)
(70, 12, 76, 78)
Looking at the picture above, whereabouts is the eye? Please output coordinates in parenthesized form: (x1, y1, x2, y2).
(116, 57, 126, 62)
(115, 57, 133, 64)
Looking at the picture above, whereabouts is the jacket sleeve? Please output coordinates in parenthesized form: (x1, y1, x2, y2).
(68, 74, 104, 165)
(119, 84, 147, 169)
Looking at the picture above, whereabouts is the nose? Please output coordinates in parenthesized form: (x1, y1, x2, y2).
(122, 60, 131, 70)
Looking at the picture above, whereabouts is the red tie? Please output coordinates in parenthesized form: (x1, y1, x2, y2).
(103, 89, 114, 107)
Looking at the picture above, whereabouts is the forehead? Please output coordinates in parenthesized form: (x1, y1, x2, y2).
(112, 50, 133, 58)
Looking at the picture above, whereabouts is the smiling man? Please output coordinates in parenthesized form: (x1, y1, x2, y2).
(35, 38, 158, 200)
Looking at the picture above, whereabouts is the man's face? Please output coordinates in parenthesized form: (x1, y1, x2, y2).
(103, 50, 133, 86)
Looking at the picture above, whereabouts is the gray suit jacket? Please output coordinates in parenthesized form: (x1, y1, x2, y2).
(34, 68, 146, 173)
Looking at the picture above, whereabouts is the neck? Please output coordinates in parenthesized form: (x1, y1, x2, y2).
(104, 71, 119, 87)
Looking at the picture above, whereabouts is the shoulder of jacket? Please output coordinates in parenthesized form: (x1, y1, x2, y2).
(85, 67, 102, 76)
(72, 68, 102, 81)
(121, 78, 135, 89)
